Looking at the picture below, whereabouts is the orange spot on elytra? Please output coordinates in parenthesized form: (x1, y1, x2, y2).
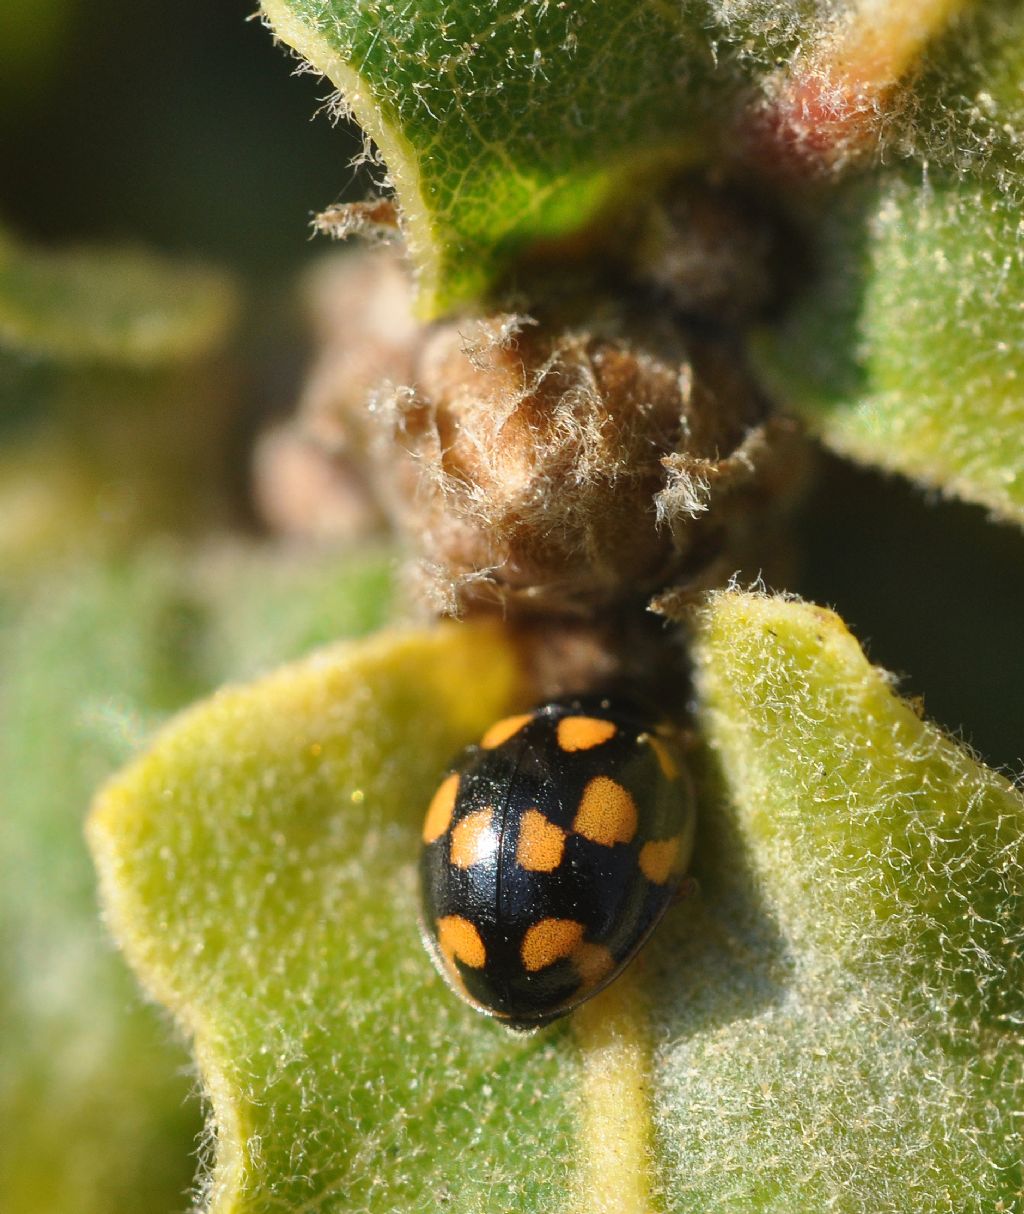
(449, 807, 495, 869)
(521, 918, 585, 972)
(644, 735, 679, 781)
(573, 776, 638, 846)
(639, 837, 681, 885)
(556, 716, 617, 752)
(480, 713, 531, 749)
(423, 773, 459, 843)
(515, 809, 567, 872)
(573, 942, 616, 988)
(437, 915, 486, 969)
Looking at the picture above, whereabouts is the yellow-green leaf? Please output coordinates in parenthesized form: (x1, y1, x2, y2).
(88, 623, 589, 1213)
(0, 227, 236, 367)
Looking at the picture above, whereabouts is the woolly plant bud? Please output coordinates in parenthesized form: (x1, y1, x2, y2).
(252, 424, 385, 543)
(369, 305, 798, 617)
(298, 246, 420, 456)
(252, 246, 420, 542)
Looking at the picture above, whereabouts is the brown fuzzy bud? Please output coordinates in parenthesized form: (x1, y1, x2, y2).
(253, 246, 420, 543)
(367, 305, 797, 617)
(298, 246, 421, 456)
(252, 424, 384, 543)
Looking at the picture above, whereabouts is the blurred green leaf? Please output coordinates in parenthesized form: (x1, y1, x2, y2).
(0, 364, 235, 570)
(0, 226, 236, 367)
(756, 173, 1024, 524)
(259, 0, 725, 314)
(0, 222, 241, 563)
(1, 542, 393, 1214)
(88, 590, 1024, 1211)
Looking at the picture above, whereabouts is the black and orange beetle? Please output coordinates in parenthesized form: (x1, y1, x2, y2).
(419, 695, 696, 1029)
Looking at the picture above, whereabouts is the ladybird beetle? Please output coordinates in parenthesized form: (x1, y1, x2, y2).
(419, 696, 696, 1029)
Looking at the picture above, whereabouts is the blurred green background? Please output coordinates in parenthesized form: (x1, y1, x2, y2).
(0, 6, 379, 1212)
(1, 3, 1022, 1212)
(2, 0, 363, 273)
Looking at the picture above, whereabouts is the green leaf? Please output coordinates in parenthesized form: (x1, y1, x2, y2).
(88, 591, 1024, 1210)
(662, 589, 1024, 1209)
(0, 227, 236, 367)
(893, 0, 1024, 188)
(1, 543, 393, 1214)
(258, 0, 723, 314)
(88, 623, 581, 1214)
(755, 172, 1024, 524)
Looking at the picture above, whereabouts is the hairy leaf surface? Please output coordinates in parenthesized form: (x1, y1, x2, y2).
(757, 173, 1024, 524)
(90, 592, 1024, 1211)
(259, 0, 725, 312)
